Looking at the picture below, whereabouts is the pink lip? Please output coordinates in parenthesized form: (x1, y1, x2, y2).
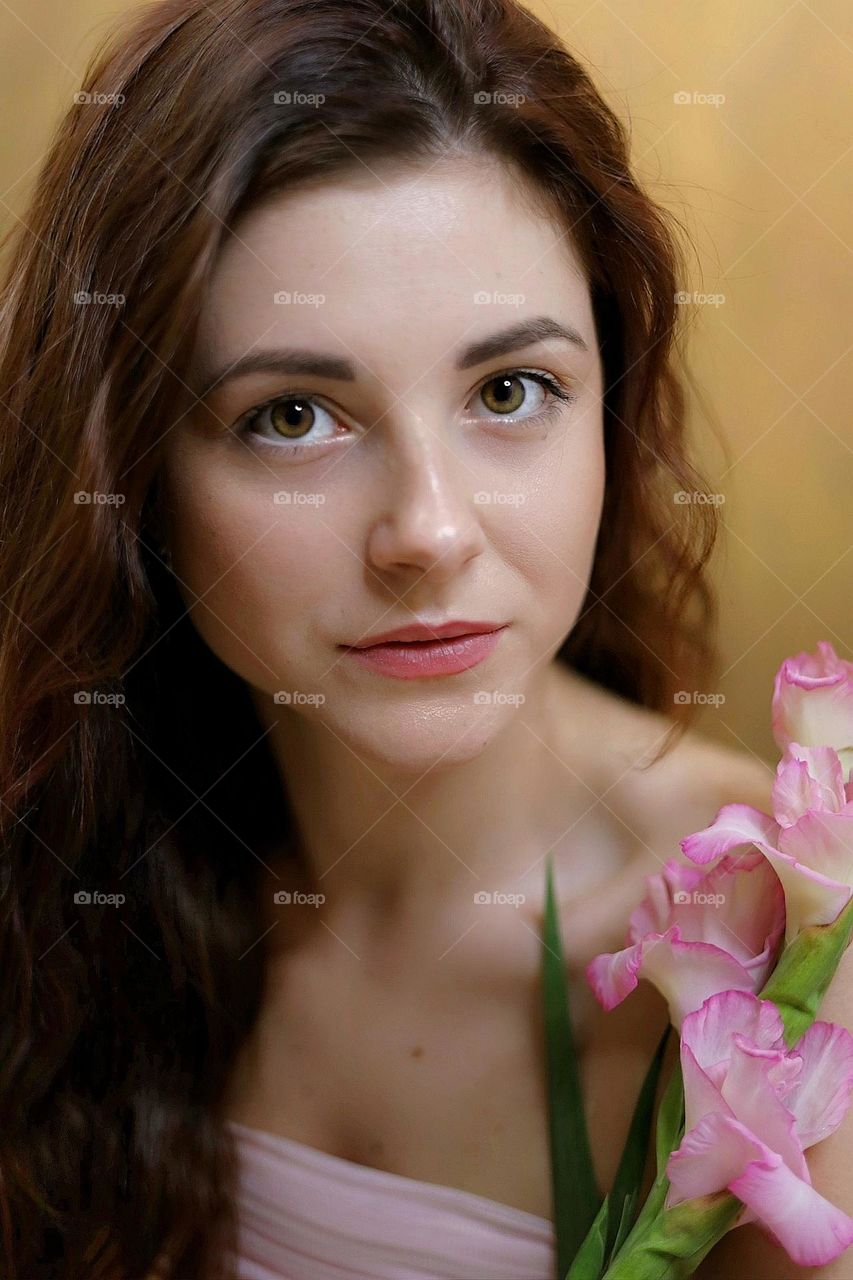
(348, 620, 505, 648)
(340, 625, 508, 680)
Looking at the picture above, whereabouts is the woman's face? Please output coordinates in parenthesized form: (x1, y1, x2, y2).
(159, 157, 606, 769)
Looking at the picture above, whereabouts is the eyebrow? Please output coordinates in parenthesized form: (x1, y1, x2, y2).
(193, 316, 590, 399)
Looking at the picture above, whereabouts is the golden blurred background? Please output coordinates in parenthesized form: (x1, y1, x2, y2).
(0, 0, 850, 764)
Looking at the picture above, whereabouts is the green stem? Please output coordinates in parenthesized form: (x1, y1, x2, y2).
(602, 1193, 743, 1280)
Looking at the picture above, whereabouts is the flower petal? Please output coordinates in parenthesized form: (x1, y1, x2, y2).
(730, 1152, 853, 1266)
(626, 858, 706, 940)
(773, 746, 847, 828)
(693, 855, 784, 980)
(679, 803, 780, 866)
(681, 990, 786, 1078)
(666, 1111, 765, 1205)
(782, 809, 853, 891)
(772, 642, 853, 778)
(637, 933, 762, 1032)
(721, 1034, 806, 1178)
(585, 936, 646, 1011)
(585, 925, 756, 1029)
(761, 820, 853, 942)
(680, 1041, 733, 1135)
(786, 1020, 853, 1148)
(664, 850, 784, 970)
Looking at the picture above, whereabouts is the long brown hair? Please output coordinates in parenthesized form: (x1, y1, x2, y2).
(0, 0, 720, 1275)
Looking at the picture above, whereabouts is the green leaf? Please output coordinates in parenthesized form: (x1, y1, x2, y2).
(608, 1188, 639, 1264)
(605, 1057, 684, 1272)
(541, 853, 602, 1279)
(600, 1189, 744, 1279)
(655, 1062, 685, 1180)
(604, 1023, 671, 1259)
(564, 1193, 610, 1280)
(758, 893, 853, 1045)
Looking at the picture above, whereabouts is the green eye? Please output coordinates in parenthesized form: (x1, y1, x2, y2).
(233, 367, 577, 458)
(480, 375, 528, 414)
(472, 369, 576, 423)
(268, 399, 316, 439)
(237, 395, 342, 451)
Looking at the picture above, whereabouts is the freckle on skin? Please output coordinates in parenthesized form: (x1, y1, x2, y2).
(410, 1045, 424, 1058)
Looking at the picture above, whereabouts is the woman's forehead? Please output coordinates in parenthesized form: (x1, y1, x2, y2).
(217, 162, 587, 298)
(194, 164, 596, 385)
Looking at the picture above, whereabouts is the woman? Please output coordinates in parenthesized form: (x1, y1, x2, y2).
(0, 0, 773, 1276)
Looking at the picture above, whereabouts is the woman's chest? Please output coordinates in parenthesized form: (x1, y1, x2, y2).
(221, 912, 672, 1222)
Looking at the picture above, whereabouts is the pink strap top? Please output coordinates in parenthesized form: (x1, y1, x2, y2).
(226, 1120, 557, 1279)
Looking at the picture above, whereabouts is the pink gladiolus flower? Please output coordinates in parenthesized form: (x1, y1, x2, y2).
(666, 989, 853, 1267)
(681, 742, 853, 945)
(772, 641, 853, 780)
(585, 851, 784, 1031)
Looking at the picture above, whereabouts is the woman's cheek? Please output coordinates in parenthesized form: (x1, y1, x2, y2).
(166, 474, 328, 687)
(509, 436, 605, 582)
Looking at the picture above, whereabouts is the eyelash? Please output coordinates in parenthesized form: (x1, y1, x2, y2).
(234, 368, 577, 455)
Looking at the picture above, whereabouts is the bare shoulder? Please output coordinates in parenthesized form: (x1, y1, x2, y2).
(554, 665, 775, 856)
(613, 703, 774, 850)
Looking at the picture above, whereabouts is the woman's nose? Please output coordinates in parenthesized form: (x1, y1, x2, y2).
(364, 415, 487, 582)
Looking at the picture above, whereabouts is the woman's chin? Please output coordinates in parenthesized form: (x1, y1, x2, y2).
(326, 705, 512, 775)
